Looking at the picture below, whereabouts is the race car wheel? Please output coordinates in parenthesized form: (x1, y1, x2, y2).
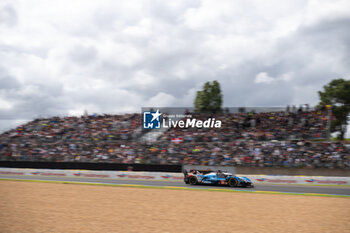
(228, 178, 238, 187)
(188, 176, 198, 185)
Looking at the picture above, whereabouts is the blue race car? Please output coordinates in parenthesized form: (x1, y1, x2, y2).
(184, 170, 254, 188)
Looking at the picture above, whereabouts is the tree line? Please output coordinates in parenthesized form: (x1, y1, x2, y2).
(194, 78, 350, 140)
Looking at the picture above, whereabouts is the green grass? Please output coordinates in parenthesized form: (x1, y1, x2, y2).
(1, 178, 349, 198)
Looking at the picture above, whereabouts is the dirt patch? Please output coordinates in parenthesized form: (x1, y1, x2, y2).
(0, 181, 349, 233)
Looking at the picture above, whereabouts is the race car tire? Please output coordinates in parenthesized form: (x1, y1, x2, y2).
(228, 178, 238, 187)
(188, 176, 198, 185)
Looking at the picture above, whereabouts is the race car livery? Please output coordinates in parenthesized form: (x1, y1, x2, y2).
(183, 170, 254, 187)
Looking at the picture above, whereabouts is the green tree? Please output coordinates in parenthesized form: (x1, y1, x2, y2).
(318, 78, 350, 140)
(194, 80, 223, 113)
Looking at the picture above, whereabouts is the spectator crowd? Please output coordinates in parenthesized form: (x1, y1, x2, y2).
(0, 108, 349, 169)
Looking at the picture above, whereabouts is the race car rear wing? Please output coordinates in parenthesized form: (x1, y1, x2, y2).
(182, 165, 235, 175)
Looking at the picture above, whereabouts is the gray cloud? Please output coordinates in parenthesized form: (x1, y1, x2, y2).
(0, 4, 17, 27)
(69, 45, 98, 65)
(0, 67, 20, 90)
(0, 0, 349, 132)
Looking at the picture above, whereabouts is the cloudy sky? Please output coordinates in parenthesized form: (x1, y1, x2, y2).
(0, 0, 349, 132)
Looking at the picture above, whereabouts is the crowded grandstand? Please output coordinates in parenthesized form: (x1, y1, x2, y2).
(0, 106, 349, 169)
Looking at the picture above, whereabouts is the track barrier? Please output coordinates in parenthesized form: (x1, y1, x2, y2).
(0, 168, 349, 185)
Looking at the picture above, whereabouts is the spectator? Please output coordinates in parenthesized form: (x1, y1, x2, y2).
(0, 109, 348, 169)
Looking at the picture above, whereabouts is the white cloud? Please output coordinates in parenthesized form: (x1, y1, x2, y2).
(254, 72, 293, 84)
(148, 92, 176, 107)
(0, 0, 349, 132)
(0, 97, 13, 110)
(255, 72, 275, 84)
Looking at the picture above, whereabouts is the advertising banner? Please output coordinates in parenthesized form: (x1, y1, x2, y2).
(0, 168, 349, 185)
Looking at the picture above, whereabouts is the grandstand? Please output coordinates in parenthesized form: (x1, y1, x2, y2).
(0, 107, 349, 169)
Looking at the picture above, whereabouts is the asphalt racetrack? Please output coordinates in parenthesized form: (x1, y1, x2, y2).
(1, 174, 350, 196)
